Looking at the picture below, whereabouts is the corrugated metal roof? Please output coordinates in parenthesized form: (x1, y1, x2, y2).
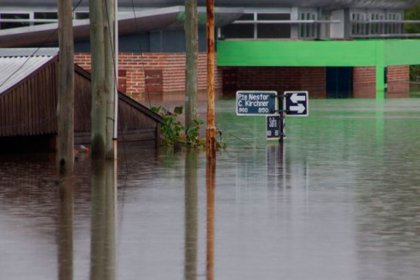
(0, 48, 58, 95)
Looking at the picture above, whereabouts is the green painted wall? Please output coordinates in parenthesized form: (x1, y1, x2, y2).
(384, 40, 420, 65)
(218, 39, 420, 67)
(218, 40, 377, 67)
(217, 39, 420, 99)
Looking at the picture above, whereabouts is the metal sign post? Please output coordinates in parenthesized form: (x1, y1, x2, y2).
(278, 93, 285, 142)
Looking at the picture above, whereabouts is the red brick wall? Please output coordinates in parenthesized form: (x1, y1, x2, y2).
(75, 53, 409, 100)
(222, 67, 326, 98)
(387, 65, 409, 98)
(353, 67, 376, 98)
(353, 66, 409, 98)
(74, 52, 222, 101)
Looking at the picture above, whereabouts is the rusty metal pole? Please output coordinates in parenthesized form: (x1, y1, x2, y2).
(206, 0, 216, 159)
(57, 0, 74, 175)
(206, 4, 216, 276)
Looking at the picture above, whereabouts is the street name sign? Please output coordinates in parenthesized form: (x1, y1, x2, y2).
(236, 91, 278, 116)
(284, 91, 309, 117)
(266, 115, 281, 140)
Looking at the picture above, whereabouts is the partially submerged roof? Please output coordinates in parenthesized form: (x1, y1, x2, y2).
(0, 6, 243, 48)
(0, 48, 58, 94)
(0, 48, 163, 144)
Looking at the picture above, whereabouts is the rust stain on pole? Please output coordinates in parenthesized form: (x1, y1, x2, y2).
(206, 0, 216, 159)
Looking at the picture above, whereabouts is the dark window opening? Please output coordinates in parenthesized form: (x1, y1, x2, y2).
(221, 24, 254, 39)
(259, 24, 291, 38)
(0, 13, 30, 29)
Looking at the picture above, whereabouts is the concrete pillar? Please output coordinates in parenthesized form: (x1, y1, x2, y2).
(330, 9, 350, 39)
(376, 65, 386, 99)
(290, 7, 299, 39)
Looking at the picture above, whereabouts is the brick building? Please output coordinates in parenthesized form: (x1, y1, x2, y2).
(1, 1, 420, 99)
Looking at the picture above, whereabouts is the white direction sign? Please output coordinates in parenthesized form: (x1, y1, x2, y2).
(284, 91, 309, 117)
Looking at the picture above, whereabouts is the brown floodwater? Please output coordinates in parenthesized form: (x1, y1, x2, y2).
(2, 98, 420, 279)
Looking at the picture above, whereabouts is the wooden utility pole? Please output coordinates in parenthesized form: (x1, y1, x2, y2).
(89, 0, 106, 159)
(206, 0, 216, 158)
(57, 0, 75, 175)
(89, 0, 116, 160)
(104, 0, 116, 159)
(185, 0, 198, 129)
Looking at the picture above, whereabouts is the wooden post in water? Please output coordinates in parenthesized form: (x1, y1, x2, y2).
(89, 0, 106, 160)
(206, 0, 216, 158)
(89, 0, 116, 160)
(185, 0, 198, 130)
(57, 0, 74, 175)
(104, 0, 116, 160)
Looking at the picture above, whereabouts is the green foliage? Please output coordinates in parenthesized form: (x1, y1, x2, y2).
(152, 106, 206, 148)
(405, 4, 420, 34)
(152, 106, 226, 150)
(185, 118, 205, 147)
(152, 106, 182, 146)
(410, 65, 420, 81)
(162, 113, 183, 146)
(404, 4, 420, 81)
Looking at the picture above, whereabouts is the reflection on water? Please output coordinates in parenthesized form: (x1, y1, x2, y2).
(90, 161, 117, 280)
(184, 149, 198, 280)
(57, 177, 74, 280)
(206, 151, 216, 280)
(2, 99, 420, 279)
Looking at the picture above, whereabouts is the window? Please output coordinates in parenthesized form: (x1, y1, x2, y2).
(385, 12, 402, 34)
(351, 11, 368, 35)
(75, 12, 89, 20)
(221, 12, 292, 39)
(220, 13, 255, 39)
(34, 12, 57, 25)
(0, 13, 30, 29)
(370, 12, 385, 34)
(257, 13, 290, 39)
(299, 11, 317, 39)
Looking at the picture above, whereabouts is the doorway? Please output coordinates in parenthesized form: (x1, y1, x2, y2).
(326, 67, 353, 98)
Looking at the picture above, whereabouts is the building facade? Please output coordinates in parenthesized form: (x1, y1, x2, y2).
(1, 0, 420, 99)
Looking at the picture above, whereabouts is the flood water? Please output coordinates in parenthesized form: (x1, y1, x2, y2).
(2, 98, 420, 279)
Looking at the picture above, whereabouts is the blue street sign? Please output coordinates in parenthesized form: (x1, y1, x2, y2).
(236, 91, 278, 116)
(284, 91, 309, 117)
(266, 115, 281, 140)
